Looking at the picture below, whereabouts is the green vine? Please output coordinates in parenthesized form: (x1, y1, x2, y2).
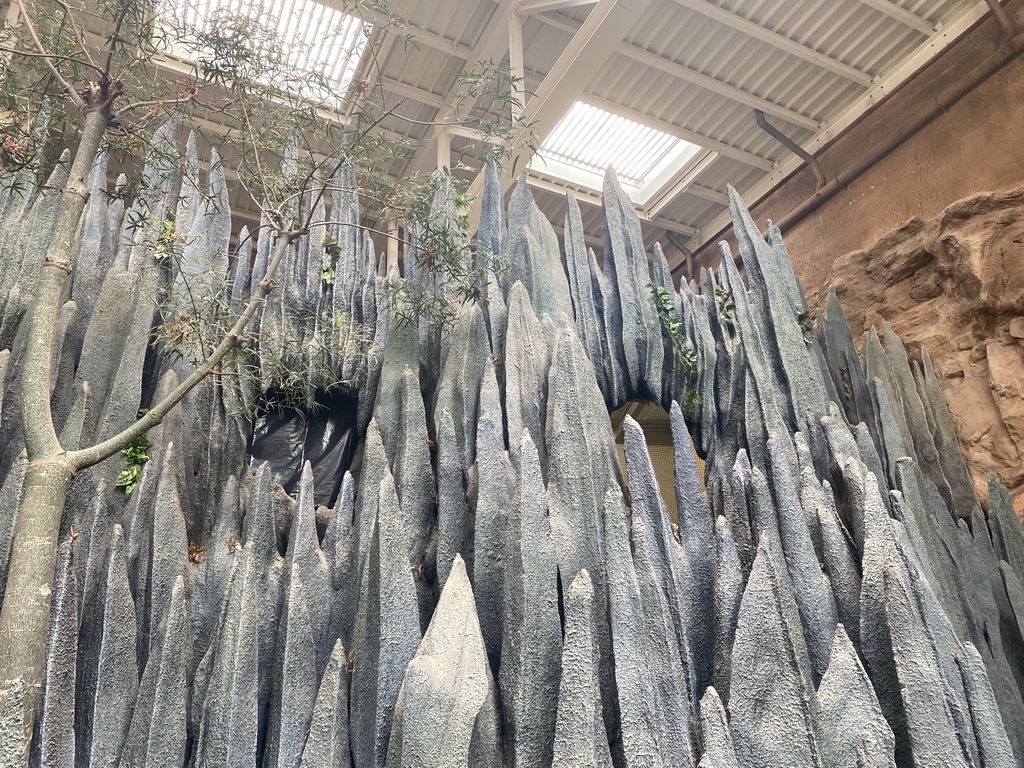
(714, 286, 735, 329)
(114, 410, 152, 495)
(651, 285, 701, 416)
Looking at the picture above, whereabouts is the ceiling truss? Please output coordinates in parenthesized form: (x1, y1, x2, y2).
(146, 0, 998, 267)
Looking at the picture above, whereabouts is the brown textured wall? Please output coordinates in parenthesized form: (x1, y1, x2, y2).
(809, 187, 1024, 515)
(693, 3, 1024, 295)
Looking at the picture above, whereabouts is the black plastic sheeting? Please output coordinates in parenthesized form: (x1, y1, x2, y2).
(249, 389, 358, 508)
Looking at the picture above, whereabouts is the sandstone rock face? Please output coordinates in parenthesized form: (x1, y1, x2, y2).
(813, 187, 1024, 515)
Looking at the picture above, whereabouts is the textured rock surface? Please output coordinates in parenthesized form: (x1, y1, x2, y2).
(1, 136, 1022, 768)
(386, 555, 497, 768)
(813, 187, 1024, 514)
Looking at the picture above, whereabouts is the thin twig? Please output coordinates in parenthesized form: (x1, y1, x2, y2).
(52, 0, 97, 69)
(101, 3, 127, 78)
(13, 0, 86, 110)
(237, 96, 271, 217)
(0, 45, 103, 74)
(116, 86, 200, 116)
(301, 99, 403, 229)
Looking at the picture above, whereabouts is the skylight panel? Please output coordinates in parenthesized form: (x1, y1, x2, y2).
(530, 101, 704, 205)
(162, 0, 370, 99)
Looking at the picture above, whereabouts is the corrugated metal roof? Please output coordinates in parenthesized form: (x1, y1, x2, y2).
(178, 0, 993, 264)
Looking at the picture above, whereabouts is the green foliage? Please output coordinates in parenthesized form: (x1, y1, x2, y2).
(1, 0, 534, 413)
(714, 286, 735, 328)
(154, 212, 182, 263)
(114, 411, 152, 495)
(797, 309, 814, 338)
(651, 285, 685, 353)
(651, 284, 701, 416)
(383, 167, 513, 330)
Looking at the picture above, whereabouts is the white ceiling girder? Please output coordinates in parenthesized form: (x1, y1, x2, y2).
(518, 0, 598, 12)
(549, 219, 605, 251)
(468, 0, 658, 208)
(404, 0, 519, 176)
(681, 0, 992, 259)
(536, 12, 820, 131)
(151, 56, 406, 144)
(665, 0, 873, 86)
(855, 0, 935, 34)
(356, 6, 476, 59)
(645, 149, 719, 218)
(378, 77, 446, 108)
(578, 92, 774, 170)
(621, 46, 820, 131)
(687, 184, 728, 205)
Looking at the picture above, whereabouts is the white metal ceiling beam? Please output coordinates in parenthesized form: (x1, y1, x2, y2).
(378, 77, 447, 109)
(552, 224, 606, 250)
(687, 184, 728, 205)
(468, 0, 658, 209)
(518, 0, 598, 11)
(681, 0, 991, 258)
(645, 150, 719, 217)
(855, 0, 934, 34)
(354, 7, 476, 59)
(524, 174, 700, 236)
(622, 46, 819, 131)
(665, 0, 873, 86)
(514, 69, 771, 224)
(536, 13, 820, 130)
(549, 220, 605, 251)
(578, 91, 774, 170)
(508, 10, 526, 122)
(403, 0, 519, 177)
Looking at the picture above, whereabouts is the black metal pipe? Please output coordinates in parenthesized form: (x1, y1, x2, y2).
(772, 30, 1024, 235)
(677, 16, 1024, 277)
(754, 108, 827, 190)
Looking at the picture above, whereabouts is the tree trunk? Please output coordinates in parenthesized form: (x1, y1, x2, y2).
(0, 458, 75, 762)
(0, 99, 293, 760)
(0, 106, 107, 764)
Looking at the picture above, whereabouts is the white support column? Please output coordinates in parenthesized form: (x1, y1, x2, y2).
(1, 2, 23, 74)
(436, 127, 451, 171)
(386, 216, 400, 275)
(405, 0, 519, 177)
(508, 11, 526, 121)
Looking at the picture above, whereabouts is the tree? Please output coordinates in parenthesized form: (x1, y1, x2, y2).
(0, 0, 526, 756)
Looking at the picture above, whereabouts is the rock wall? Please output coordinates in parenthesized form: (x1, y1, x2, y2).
(3, 123, 1024, 767)
(813, 186, 1024, 515)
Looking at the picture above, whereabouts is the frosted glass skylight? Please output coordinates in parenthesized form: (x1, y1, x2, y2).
(530, 101, 703, 204)
(162, 0, 370, 99)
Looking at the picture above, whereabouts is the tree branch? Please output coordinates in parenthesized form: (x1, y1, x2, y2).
(14, 0, 86, 110)
(101, 4, 128, 78)
(20, 107, 108, 460)
(301, 99, 403, 229)
(52, 0, 97, 70)
(116, 86, 200, 117)
(68, 232, 296, 470)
